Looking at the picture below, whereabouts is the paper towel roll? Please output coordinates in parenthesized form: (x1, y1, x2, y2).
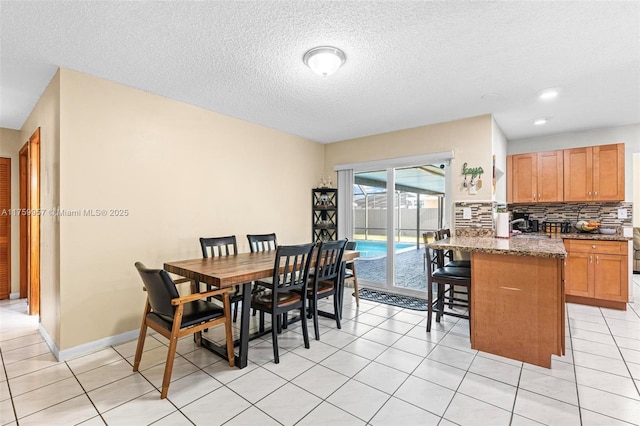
(496, 212, 510, 238)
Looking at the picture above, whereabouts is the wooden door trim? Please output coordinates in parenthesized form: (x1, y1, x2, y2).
(19, 129, 40, 315)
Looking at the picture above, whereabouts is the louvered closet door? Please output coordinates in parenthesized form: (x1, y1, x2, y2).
(0, 158, 10, 299)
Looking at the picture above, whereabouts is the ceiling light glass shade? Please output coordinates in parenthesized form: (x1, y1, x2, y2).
(538, 88, 560, 100)
(303, 46, 346, 77)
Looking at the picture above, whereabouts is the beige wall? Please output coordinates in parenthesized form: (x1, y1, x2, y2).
(53, 69, 323, 350)
(0, 127, 22, 295)
(19, 70, 62, 345)
(324, 115, 494, 207)
(508, 124, 640, 202)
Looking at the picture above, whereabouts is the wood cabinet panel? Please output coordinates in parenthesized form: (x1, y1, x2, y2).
(564, 143, 624, 202)
(538, 150, 563, 202)
(593, 144, 625, 201)
(564, 239, 628, 309)
(511, 153, 537, 203)
(509, 150, 562, 203)
(593, 254, 628, 302)
(471, 252, 563, 368)
(563, 147, 592, 201)
(565, 251, 592, 297)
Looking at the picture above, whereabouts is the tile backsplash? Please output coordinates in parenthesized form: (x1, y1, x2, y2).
(510, 202, 633, 229)
(453, 201, 633, 237)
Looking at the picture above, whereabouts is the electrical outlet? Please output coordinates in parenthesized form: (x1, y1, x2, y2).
(463, 207, 472, 220)
(618, 208, 628, 219)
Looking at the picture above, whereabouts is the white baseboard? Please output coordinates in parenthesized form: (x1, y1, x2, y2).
(9, 292, 20, 299)
(39, 325, 139, 362)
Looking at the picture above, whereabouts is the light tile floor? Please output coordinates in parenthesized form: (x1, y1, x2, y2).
(1, 276, 640, 425)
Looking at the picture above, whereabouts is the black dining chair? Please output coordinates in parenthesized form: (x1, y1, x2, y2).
(247, 233, 277, 253)
(250, 243, 315, 363)
(133, 262, 235, 399)
(247, 233, 278, 318)
(199, 236, 244, 322)
(307, 239, 347, 340)
(425, 247, 472, 333)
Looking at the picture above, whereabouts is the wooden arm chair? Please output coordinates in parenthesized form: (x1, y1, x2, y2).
(133, 262, 234, 399)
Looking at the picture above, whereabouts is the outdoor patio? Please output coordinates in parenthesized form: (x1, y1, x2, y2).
(355, 247, 428, 292)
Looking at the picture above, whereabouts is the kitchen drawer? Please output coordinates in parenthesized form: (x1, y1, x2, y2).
(564, 239, 626, 255)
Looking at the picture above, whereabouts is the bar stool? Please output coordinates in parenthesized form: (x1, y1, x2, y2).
(422, 231, 437, 271)
(426, 246, 472, 332)
(436, 229, 470, 308)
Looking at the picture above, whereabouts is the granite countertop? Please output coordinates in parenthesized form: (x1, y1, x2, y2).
(428, 236, 567, 258)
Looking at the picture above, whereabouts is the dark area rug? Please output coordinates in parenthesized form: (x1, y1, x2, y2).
(355, 288, 427, 311)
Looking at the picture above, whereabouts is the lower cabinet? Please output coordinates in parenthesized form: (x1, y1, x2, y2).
(564, 239, 628, 310)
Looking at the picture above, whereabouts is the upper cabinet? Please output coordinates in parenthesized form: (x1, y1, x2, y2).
(508, 143, 624, 204)
(564, 143, 624, 202)
(509, 150, 563, 203)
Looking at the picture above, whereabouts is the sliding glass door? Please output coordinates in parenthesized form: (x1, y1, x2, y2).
(352, 164, 446, 297)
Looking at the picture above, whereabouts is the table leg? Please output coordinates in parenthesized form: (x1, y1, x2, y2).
(237, 282, 252, 368)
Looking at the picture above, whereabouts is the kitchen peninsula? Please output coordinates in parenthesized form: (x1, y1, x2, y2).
(428, 236, 567, 368)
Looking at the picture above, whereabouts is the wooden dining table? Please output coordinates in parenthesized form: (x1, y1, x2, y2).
(164, 249, 359, 368)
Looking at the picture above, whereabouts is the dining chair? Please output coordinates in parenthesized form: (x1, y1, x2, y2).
(199, 236, 244, 322)
(307, 239, 348, 340)
(425, 248, 471, 333)
(133, 262, 235, 399)
(247, 233, 277, 253)
(247, 233, 278, 319)
(343, 241, 359, 307)
(250, 243, 315, 363)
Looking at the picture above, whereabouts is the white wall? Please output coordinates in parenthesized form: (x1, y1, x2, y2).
(492, 118, 508, 204)
(508, 124, 640, 202)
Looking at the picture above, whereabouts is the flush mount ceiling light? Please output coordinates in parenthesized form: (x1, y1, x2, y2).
(533, 117, 550, 125)
(303, 46, 346, 77)
(538, 88, 560, 100)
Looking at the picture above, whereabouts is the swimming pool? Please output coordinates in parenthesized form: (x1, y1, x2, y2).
(354, 240, 416, 258)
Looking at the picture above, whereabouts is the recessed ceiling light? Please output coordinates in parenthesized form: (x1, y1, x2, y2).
(533, 117, 549, 125)
(538, 88, 560, 100)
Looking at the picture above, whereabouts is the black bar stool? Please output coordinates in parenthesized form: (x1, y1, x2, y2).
(426, 246, 472, 333)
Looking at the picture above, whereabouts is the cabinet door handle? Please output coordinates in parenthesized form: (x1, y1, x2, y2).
(589, 256, 592, 264)
(588, 191, 592, 199)
(538, 193, 541, 200)
(594, 191, 598, 198)
(596, 255, 599, 264)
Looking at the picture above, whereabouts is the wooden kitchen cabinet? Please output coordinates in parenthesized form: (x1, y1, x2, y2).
(564, 239, 628, 310)
(509, 150, 563, 203)
(563, 143, 624, 202)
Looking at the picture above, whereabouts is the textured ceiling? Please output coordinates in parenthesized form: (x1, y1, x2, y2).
(1, 1, 639, 143)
